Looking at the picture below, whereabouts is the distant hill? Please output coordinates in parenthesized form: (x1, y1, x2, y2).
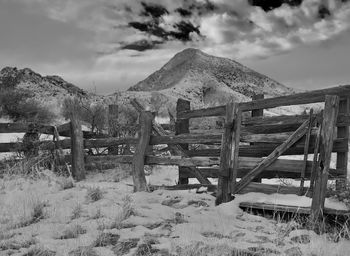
(128, 48, 297, 108)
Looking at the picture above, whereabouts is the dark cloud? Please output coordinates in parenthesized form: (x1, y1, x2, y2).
(318, 5, 331, 19)
(128, 21, 168, 38)
(121, 39, 162, 51)
(175, 7, 192, 17)
(248, 0, 303, 12)
(140, 2, 169, 18)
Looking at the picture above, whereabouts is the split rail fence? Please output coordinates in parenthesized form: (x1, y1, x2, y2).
(1, 84, 350, 219)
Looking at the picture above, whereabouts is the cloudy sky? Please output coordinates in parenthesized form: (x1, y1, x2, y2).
(1, 0, 350, 94)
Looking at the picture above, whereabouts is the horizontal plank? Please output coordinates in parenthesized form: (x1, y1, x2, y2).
(149, 134, 222, 145)
(239, 202, 350, 216)
(149, 182, 305, 196)
(180, 167, 343, 179)
(0, 123, 54, 134)
(239, 84, 350, 111)
(178, 85, 350, 118)
(185, 138, 348, 157)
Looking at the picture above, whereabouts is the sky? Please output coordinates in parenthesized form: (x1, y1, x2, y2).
(1, 0, 350, 95)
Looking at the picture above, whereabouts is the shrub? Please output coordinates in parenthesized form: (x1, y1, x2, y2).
(59, 224, 86, 239)
(86, 187, 103, 202)
(23, 246, 56, 256)
(68, 246, 98, 256)
(0, 88, 55, 123)
(71, 203, 83, 220)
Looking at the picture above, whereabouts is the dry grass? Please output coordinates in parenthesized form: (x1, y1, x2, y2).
(92, 232, 120, 247)
(15, 200, 47, 228)
(85, 187, 103, 202)
(110, 195, 135, 229)
(23, 246, 56, 256)
(68, 246, 98, 256)
(71, 203, 83, 220)
(59, 224, 86, 239)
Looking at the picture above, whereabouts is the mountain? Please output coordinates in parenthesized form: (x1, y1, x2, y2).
(128, 48, 297, 109)
(0, 67, 88, 97)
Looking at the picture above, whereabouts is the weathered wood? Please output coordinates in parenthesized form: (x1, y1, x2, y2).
(131, 99, 210, 185)
(336, 98, 350, 190)
(310, 123, 322, 192)
(251, 94, 264, 183)
(85, 137, 138, 148)
(150, 134, 222, 145)
(176, 98, 191, 185)
(234, 119, 312, 194)
(217, 103, 241, 204)
(239, 85, 350, 111)
(179, 162, 343, 179)
(149, 182, 304, 196)
(132, 111, 152, 192)
(300, 109, 314, 195)
(311, 95, 339, 220)
(70, 116, 85, 181)
(239, 202, 350, 216)
(108, 104, 119, 155)
(132, 112, 153, 192)
(0, 123, 54, 134)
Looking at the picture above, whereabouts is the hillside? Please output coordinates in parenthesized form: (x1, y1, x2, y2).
(0, 67, 93, 116)
(128, 48, 297, 109)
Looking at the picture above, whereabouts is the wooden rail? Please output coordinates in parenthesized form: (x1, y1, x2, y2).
(177, 84, 350, 119)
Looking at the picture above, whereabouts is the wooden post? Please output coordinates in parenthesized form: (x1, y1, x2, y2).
(132, 111, 152, 192)
(108, 104, 119, 155)
(251, 94, 264, 183)
(299, 109, 314, 195)
(336, 98, 349, 191)
(217, 102, 241, 204)
(175, 99, 191, 184)
(311, 95, 339, 221)
(70, 115, 85, 181)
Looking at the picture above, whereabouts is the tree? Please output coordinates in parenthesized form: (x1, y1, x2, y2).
(0, 89, 55, 123)
(62, 97, 107, 134)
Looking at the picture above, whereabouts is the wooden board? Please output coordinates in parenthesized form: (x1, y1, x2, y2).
(239, 202, 350, 216)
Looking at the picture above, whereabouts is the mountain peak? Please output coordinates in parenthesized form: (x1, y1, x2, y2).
(128, 48, 296, 107)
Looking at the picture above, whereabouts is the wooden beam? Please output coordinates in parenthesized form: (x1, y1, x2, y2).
(131, 99, 211, 185)
(0, 123, 54, 134)
(175, 98, 191, 185)
(239, 202, 350, 216)
(217, 103, 241, 204)
(239, 85, 349, 111)
(311, 95, 339, 221)
(300, 109, 314, 195)
(132, 111, 152, 192)
(70, 116, 85, 181)
(336, 98, 350, 190)
(177, 85, 350, 119)
(234, 119, 312, 194)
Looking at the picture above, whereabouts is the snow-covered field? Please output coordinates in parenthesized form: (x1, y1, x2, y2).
(1, 166, 350, 256)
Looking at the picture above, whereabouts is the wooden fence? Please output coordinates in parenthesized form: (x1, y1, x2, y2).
(1, 84, 350, 220)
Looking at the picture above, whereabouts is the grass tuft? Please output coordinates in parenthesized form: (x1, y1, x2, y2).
(59, 224, 86, 239)
(68, 246, 98, 256)
(92, 232, 120, 247)
(86, 187, 103, 202)
(23, 246, 56, 256)
(71, 203, 83, 220)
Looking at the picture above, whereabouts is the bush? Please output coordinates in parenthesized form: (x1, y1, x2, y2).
(0, 89, 55, 123)
(62, 97, 107, 134)
(86, 187, 103, 202)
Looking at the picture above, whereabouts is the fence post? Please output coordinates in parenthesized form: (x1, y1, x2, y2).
(70, 114, 85, 181)
(217, 102, 241, 204)
(108, 104, 119, 155)
(132, 111, 152, 192)
(175, 99, 190, 184)
(311, 95, 339, 222)
(336, 97, 349, 191)
(251, 94, 264, 183)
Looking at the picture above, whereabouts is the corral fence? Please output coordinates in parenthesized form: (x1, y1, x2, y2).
(1, 84, 350, 221)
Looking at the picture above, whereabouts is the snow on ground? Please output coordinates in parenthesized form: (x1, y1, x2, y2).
(0, 166, 350, 256)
